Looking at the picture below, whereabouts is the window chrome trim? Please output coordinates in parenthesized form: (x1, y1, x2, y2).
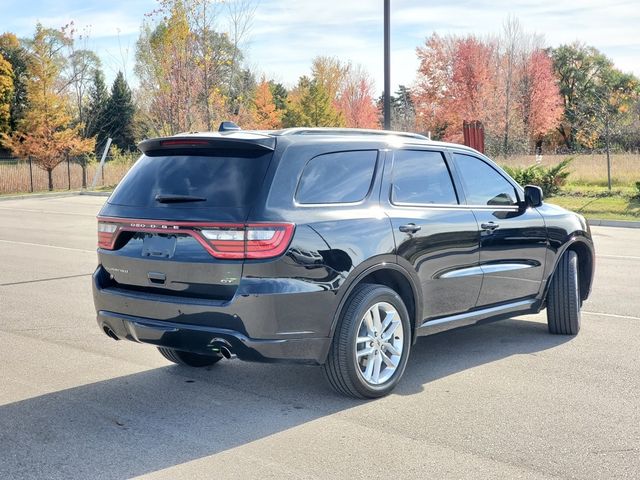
(389, 202, 520, 211)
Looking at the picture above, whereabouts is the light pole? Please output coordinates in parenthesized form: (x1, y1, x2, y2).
(383, 0, 391, 130)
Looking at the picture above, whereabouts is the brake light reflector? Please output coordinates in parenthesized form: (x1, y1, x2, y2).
(160, 139, 210, 147)
(200, 224, 294, 259)
(98, 221, 119, 249)
(245, 224, 292, 259)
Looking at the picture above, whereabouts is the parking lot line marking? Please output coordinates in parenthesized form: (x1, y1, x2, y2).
(597, 254, 640, 260)
(0, 273, 92, 287)
(583, 311, 640, 321)
(0, 239, 94, 253)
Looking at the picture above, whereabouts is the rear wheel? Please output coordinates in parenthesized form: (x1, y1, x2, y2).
(323, 284, 411, 398)
(157, 347, 223, 367)
(547, 250, 581, 335)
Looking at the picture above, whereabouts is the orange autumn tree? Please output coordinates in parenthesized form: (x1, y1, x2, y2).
(337, 65, 379, 129)
(519, 49, 563, 151)
(1, 24, 93, 190)
(414, 34, 499, 144)
(414, 30, 562, 155)
(250, 78, 281, 129)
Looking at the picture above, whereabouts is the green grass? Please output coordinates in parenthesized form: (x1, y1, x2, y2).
(547, 193, 640, 221)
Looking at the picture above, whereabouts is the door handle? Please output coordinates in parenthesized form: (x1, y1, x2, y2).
(399, 223, 421, 234)
(481, 222, 499, 231)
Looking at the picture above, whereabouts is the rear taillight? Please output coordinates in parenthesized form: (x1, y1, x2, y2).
(97, 217, 294, 259)
(201, 224, 294, 259)
(97, 221, 119, 249)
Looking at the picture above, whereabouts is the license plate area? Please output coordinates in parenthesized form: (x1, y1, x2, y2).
(142, 234, 177, 259)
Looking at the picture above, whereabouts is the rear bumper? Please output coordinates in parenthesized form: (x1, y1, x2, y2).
(92, 267, 335, 364)
(97, 310, 330, 363)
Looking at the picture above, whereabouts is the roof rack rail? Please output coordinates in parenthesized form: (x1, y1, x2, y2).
(276, 127, 428, 140)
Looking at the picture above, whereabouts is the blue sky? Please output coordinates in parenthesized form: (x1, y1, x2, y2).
(1, 0, 639, 93)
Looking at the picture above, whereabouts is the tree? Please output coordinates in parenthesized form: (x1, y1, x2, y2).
(0, 53, 13, 134)
(136, 0, 256, 134)
(336, 66, 379, 129)
(104, 71, 136, 151)
(552, 43, 613, 149)
(414, 28, 561, 153)
(67, 48, 101, 135)
(136, 1, 200, 135)
(85, 68, 110, 150)
(518, 49, 563, 151)
(285, 77, 344, 128)
(393, 86, 416, 131)
(0, 33, 29, 131)
(413, 33, 453, 137)
(250, 78, 281, 129)
(268, 81, 288, 111)
(311, 56, 348, 102)
(377, 87, 417, 132)
(1, 25, 93, 190)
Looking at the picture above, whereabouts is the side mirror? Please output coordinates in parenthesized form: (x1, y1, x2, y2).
(524, 185, 543, 208)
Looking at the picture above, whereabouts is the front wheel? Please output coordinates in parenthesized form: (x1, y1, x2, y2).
(323, 284, 412, 398)
(547, 250, 581, 335)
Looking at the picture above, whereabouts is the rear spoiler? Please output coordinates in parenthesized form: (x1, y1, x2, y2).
(138, 133, 276, 156)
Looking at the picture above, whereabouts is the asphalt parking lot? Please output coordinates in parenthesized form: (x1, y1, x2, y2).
(1, 195, 639, 479)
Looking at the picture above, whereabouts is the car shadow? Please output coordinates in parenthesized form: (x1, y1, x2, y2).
(0, 316, 571, 479)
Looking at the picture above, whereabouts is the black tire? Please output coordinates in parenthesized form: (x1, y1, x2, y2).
(547, 250, 581, 335)
(322, 284, 412, 399)
(157, 347, 223, 367)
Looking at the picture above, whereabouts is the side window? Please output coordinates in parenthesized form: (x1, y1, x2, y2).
(391, 150, 458, 205)
(296, 150, 377, 204)
(453, 153, 518, 206)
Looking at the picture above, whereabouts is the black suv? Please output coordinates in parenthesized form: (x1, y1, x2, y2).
(93, 127, 595, 398)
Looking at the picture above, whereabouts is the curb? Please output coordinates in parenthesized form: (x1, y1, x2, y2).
(0, 190, 111, 201)
(588, 219, 640, 229)
(79, 191, 112, 197)
(0, 191, 82, 201)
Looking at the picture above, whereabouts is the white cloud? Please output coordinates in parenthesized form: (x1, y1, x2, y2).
(3, 0, 639, 91)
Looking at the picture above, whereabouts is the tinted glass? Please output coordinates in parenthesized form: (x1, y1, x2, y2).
(108, 150, 272, 208)
(296, 150, 377, 204)
(391, 150, 458, 205)
(453, 153, 518, 206)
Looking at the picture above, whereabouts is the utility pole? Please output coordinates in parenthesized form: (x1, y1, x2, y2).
(383, 0, 391, 130)
(605, 116, 612, 191)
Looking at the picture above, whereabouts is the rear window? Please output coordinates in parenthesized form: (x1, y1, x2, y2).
(295, 150, 378, 204)
(108, 150, 272, 208)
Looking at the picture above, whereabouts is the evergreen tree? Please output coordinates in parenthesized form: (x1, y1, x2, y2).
(377, 86, 416, 132)
(85, 68, 110, 150)
(268, 81, 288, 111)
(298, 79, 344, 127)
(105, 71, 136, 151)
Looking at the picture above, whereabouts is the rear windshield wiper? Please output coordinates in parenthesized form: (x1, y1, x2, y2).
(155, 194, 207, 203)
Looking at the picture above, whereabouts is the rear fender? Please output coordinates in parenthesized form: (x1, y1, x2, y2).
(326, 258, 423, 347)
